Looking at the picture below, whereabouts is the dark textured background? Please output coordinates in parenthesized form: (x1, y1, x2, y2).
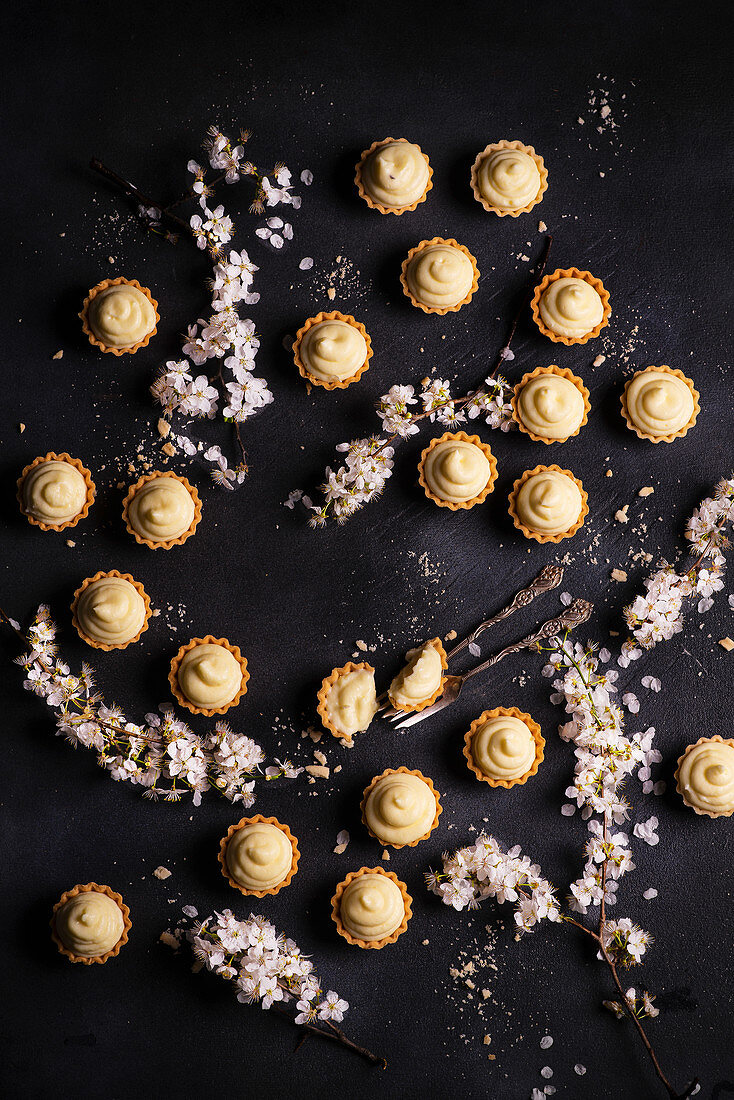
(3, 2, 733, 1098)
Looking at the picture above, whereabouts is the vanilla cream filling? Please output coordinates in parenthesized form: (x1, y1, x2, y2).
(678, 740, 734, 815)
(23, 460, 87, 523)
(178, 643, 242, 708)
(226, 822, 293, 890)
(424, 439, 490, 503)
(389, 643, 443, 707)
(128, 476, 195, 542)
(516, 470, 582, 535)
(88, 284, 156, 347)
(472, 715, 536, 780)
(340, 873, 404, 940)
(325, 668, 378, 737)
(517, 374, 585, 439)
(626, 370, 694, 437)
(407, 245, 474, 309)
(76, 576, 146, 646)
(477, 148, 541, 210)
(539, 277, 603, 338)
(300, 320, 367, 382)
(364, 773, 436, 845)
(56, 892, 124, 957)
(362, 141, 429, 208)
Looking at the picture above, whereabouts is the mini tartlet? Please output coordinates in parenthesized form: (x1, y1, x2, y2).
(508, 464, 588, 543)
(51, 883, 131, 965)
(620, 365, 700, 443)
(169, 636, 249, 716)
(331, 867, 412, 949)
(400, 237, 479, 314)
(463, 707, 545, 788)
(317, 662, 378, 744)
(218, 815, 300, 896)
(675, 735, 734, 819)
(80, 277, 159, 355)
(470, 140, 548, 217)
(418, 431, 498, 509)
(512, 366, 590, 443)
(361, 767, 442, 848)
(17, 452, 95, 531)
(122, 471, 202, 549)
(71, 570, 152, 650)
(531, 268, 610, 345)
(387, 637, 448, 713)
(292, 311, 372, 390)
(355, 137, 433, 215)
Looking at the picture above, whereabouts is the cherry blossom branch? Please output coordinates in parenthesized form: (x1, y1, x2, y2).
(273, 1006, 386, 1067)
(89, 158, 190, 238)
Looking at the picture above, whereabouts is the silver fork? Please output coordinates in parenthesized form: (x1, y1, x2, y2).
(376, 564, 564, 718)
(387, 598, 593, 730)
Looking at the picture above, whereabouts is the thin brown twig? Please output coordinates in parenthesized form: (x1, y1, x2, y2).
(272, 1005, 386, 1068)
(89, 158, 190, 235)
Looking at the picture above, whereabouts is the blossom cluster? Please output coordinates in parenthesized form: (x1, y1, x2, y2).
(623, 475, 734, 655)
(14, 606, 301, 805)
(175, 908, 348, 1023)
(600, 918, 653, 968)
(425, 833, 562, 932)
(604, 986, 659, 1020)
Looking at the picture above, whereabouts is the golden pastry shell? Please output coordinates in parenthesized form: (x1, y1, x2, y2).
(620, 365, 700, 443)
(51, 882, 131, 965)
(292, 311, 373, 390)
(530, 268, 610, 345)
(71, 570, 152, 651)
(387, 637, 448, 713)
(470, 139, 548, 217)
(331, 866, 413, 949)
(354, 137, 433, 215)
(17, 452, 96, 531)
(79, 277, 159, 355)
(418, 431, 498, 510)
(508, 464, 589, 543)
(511, 365, 591, 443)
(169, 636, 249, 716)
(400, 237, 480, 315)
(316, 661, 376, 744)
(218, 815, 300, 896)
(122, 471, 202, 549)
(463, 706, 545, 788)
(674, 735, 734, 819)
(360, 767, 442, 848)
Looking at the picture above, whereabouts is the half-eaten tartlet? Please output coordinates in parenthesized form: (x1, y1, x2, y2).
(122, 471, 202, 548)
(531, 268, 610, 345)
(292, 312, 372, 389)
(355, 137, 433, 214)
(400, 237, 479, 314)
(17, 452, 95, 531)
(169, 636, 249, 716)
(51, 883, 131, 965)
(620, 365, 699, 443)
(418, 431, 497, 509)
(508, 464, 588, 543)
(512, 365, 590, 443)
(463, 707, 545, 788)
(361, 767, 442, 848)
(675, 735, 734, 819)
(80, 277, 159, 355)
(331, 867, 412, 949)
(387, 637, 447, 713)
(218, 815, 300, 896)
(71, 570, 151, 650)
(317, 662, 378, 744)
(470, 140, 548, 216)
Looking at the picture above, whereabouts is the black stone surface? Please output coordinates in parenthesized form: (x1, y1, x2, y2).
(3, 2, 733, 1098)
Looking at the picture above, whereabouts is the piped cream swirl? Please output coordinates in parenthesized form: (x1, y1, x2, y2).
(477, 148, 541, 211)
(515, 469, 583, 535)
(472, 716, 536, 780)
(128, 476, 195, 542)
(517, 373, 585, 439)
(340, 873, 405, 941)
(406, 244, 474, 309)
(424, 439, 490, 503)
(88, 284, 156, 347)
(678, 740, 734, 816)
(325, 668, 378, 737)
(300, 320, 367, 382)
(364, 772, 437, 846)
(389, 642, 443, 708)
(539, 277, 603, 338)
(23, 460, 87, 524)
(55, 891, 124, 957)
(226, 822, 294, 890)
(76, 576, 146, 646)
(178, 643, 242, 709)
(625, 370, 694, 438)
(362, 141, 429, 209)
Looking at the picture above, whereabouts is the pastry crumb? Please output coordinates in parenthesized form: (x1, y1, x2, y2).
(615, 506, 629, 523)
(718, 637, 734, 652)
(108, 255, 115, 263)
(638, 486, 654, 497)
(154, 866, 172, 880)
(422, 939, 429, 945)
(483, 1035, 491, 1046)
(333, 764, 342, 773)
(313, 750, 327, 765)
(327, 286, 336, 300)
(355, 639, 367, 651)
(157, 418, 171, 438)
(538, 220, 547, 232)
(482, 988, 491, 1000)
(605, 468, 613, 477)
(609, 629, 620, 636)
(161, 441, 176, 457)
(66, 539, 76, 548)
(18, 423, 25, 433)
(611, 568, 628, 582)
(52, 349, 64, 360)
(159, 931, 179, 949)
(305, 764, 329, 779)
(593, 354, 606, 367)
(382, 849, 390, 861)
(445, 628, 457, 641)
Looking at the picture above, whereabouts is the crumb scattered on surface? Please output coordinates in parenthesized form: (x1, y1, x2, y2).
(718, 637, 734, 652)
(638, 486, 654, 497)
(615, 505, 629, 523)
(538, 220, 547, 232)
(52, 350, 64, 360)
(18, 423, 25, 433)
(382, 849, 390, 861)
(157, 418, 171, 438)
(159, 931, 179, 949)
(593, 354, 606, 367)
(154, 866, 172, 880)
(605, 468, 613, 477)
(66, 539, 76, 548)
(445, 629, 457, 641)
(161, 441, 176, 457)
(611, 568, 628, 581)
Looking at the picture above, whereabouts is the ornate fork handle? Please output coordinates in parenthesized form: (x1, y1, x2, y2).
(447, 564, 565, 661)
(463, 598, 593, 683)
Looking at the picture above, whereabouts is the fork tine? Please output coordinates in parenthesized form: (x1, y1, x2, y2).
(393, 700, 450, 730)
